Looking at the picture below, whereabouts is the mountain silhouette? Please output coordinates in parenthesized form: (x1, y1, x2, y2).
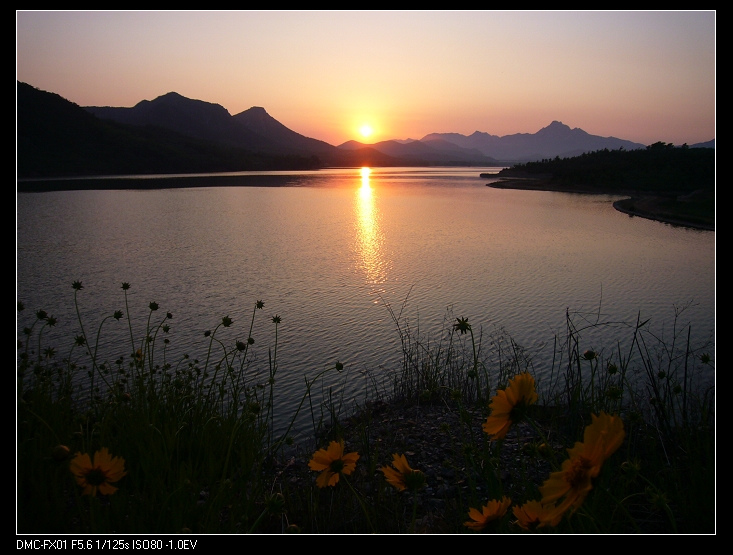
(82, 88, 656, 164)
(421, 121, 646, 161)
(17, 81, 714, 180)
(86, 92, 282, 152)
(17, 82, 332, 178)
(338, 137, 498, 165)
(84, 92, 491, 166)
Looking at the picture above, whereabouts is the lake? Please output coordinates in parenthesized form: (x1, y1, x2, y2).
(16, 167, 715, 439)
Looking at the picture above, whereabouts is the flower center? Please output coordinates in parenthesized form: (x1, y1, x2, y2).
(509, 401, 529, 423)
(85, 467, 108, 486)
(566, 456, 592, 488)
(405, 470, 426, 491)
(329, 459, 345, 474)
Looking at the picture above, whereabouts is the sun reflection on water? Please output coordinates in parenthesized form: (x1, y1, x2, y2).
(355, 167, 388, 291)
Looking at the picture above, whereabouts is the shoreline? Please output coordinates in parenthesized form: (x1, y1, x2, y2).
(488, 178, 715, 232)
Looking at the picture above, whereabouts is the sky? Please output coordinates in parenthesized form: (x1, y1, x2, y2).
(16, 10, 716, 147)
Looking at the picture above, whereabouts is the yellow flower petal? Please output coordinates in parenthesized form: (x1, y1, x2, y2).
(308, 440, 359, 487)
(69, 448, 126, 496)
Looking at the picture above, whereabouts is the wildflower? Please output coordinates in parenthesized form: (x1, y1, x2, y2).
(335, 361, 344, 371)
(256, 300, 265, 309)
(308, 439, 359, 488)
(36, 309, 48, 321)
(272, 315, 281, 324)
(72, 281, 83, 290)
(221, 316, 233, 327)
(464, 496, 512, 531)
(236, 340, 246, 351)
(113, 310, 123, 320)
(482, 372, 538, 440)
(121, 282, 130, 290)
(74, 335, 86, 346)
(539, 412, 625, 521)
(453, 316, 471, 334)
(149, 302, 159, 311)
(247, 337, 255, 345)
(380, 453, 426, 492)
(46, 316, 57, 326)
(512, 500, 562, 530)
(582, 350, 597, 360)
(700, 352, 711, 364)
(69, 447, 127, 496)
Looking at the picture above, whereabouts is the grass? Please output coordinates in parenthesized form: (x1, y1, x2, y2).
(16, 282, 715, 534)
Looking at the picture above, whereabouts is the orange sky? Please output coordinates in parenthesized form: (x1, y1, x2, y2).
(16, 10, 716, 147)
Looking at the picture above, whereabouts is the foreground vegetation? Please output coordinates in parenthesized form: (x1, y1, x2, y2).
(17, 283, 715, 534)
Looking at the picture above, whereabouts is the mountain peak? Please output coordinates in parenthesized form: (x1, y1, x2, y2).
(541, 120, 571, 131)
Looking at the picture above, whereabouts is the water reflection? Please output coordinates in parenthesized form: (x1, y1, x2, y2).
(354, 167, 388, 291)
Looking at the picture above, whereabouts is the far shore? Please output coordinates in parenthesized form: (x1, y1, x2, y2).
(488, 178, 715, 232)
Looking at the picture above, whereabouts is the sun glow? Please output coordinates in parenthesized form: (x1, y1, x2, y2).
(359, 124, 374, 139)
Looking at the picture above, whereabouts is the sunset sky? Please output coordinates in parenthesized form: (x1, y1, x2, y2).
(16, 10, 716, 147)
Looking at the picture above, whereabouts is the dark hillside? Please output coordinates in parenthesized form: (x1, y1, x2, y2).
(498, 142, 715, 195)
(17, 82, 322, 178)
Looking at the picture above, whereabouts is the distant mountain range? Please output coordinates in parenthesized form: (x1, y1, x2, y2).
(17, 81, 715, 179)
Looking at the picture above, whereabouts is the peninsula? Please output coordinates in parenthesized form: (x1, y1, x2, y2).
(483, 143, 715, 231)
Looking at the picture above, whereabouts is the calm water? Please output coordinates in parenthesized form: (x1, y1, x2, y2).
(16, 167, 715, 438)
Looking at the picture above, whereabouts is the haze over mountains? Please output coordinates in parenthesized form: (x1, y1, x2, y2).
(17, 81, 714, 179)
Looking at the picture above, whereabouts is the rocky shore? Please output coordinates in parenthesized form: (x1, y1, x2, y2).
(270, 399, 572, 533)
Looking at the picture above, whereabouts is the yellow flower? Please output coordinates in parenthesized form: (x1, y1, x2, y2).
(464, 496, 512, 531)
(539, 412, 625, 521)
(380, 453, 425, 492)
(482, 372, 538, 440)
(512, 500, 562, 530)
(308, 439, 360, 488)
(69, 447, 127, 496)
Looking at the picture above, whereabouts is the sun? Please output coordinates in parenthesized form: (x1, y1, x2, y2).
(359, 124, 373, 139)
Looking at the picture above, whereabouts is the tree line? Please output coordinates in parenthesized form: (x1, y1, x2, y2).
(501, 142, 715, 194)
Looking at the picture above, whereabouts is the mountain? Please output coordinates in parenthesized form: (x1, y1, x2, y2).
(16, 81, 307, 178)
(84, 92, 493, 167)
(421, 121, 647, 162)
(86, 93, 340, 159)
(86, 92, 283, 153)
(18, 81, 714, 180)
(691, 139, 715, 149)
(17, 82, 402, 178)
(232, 106, 336, 156)
(338, 137, 498, 165)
